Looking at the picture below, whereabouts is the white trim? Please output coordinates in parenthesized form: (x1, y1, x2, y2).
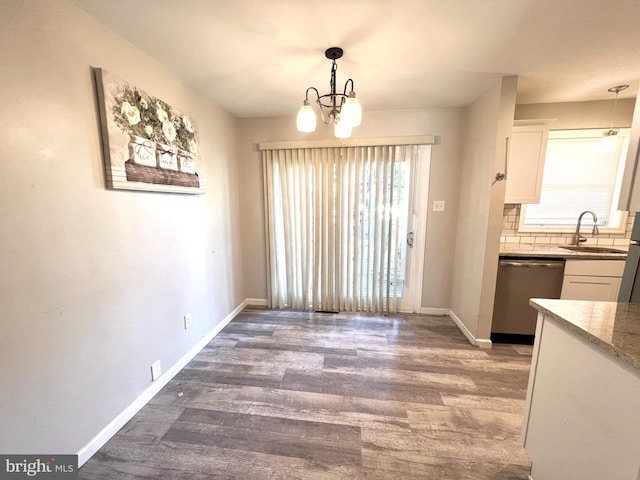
(517, 209, 629, 235)
(419, 307, 493, 348)
(448, 309, 493, 349)
(77, 299, 249, 466)
(245, 298, 268, 306)
(399, 145, 431, 313)
(397, 307, 415, 314)
(258, 135, 435, 151)
(513, 119, 556, 127)
(418, 307, 450, 316)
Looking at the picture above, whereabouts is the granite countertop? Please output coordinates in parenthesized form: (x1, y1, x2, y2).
(500, 243, 627, 260)
(530, 298, 640, 370)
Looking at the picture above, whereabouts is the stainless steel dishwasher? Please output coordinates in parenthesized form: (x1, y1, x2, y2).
(491, 257, 565, 343)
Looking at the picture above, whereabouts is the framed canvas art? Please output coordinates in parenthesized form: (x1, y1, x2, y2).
(94, 68, 204, 194)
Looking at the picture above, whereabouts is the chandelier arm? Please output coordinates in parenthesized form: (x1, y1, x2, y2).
(305, 87, 320, 102)
(343, 78, 355, 95)
(316, 97, 329, 125)
(315, 93, 346, 124)
(317, 93, 347, 108)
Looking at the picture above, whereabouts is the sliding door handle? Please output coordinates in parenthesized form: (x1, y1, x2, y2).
(407, 231, 414, 248)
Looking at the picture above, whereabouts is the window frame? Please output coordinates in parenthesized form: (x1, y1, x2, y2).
(518, 128, 630, 234)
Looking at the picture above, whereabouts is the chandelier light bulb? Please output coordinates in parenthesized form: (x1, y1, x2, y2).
(341, 93, 362, 127)
(296, 101, 316, 133)
(334, 119, 352, 139)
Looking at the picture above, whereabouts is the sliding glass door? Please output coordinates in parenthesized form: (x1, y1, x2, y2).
(263, 143, 430, 313)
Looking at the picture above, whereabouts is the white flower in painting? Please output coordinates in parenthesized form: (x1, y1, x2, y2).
(182, 116, 193, 133)
(187, 139, 198, 154)
(121, 101, 141, 125)
(162, 121, 177, 143)
(144, 124, 153, 137)
(139, 98, 148, 110)
(156, 107, 169, 123)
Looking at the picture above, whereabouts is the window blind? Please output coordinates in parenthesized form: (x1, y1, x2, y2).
(523, 131, 629, 228)
(262, 144, 423, 313)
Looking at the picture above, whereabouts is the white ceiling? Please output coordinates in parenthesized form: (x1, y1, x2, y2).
(72, 0, 640, 118)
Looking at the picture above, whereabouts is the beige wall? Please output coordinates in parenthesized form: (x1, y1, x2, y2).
(477, 77, 518, 341)
(450, 77, 517, 343)
(0, 1, 243, 453)
(236, 108, 465, 310)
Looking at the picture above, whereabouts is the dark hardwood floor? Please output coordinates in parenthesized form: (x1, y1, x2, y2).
(79, 308, 533, 479)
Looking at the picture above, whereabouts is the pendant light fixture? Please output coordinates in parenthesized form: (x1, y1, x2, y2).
(600, 84, 630, 153)
(297, 47, 362, 138)
(602, 84, 629, 137)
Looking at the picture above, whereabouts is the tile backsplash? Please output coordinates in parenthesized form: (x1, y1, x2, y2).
(501, 204, 635, 247)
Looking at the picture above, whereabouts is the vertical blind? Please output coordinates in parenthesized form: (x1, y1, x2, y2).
(262, 143, 421, 313)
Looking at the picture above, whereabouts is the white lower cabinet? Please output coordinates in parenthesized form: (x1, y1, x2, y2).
(523, 314, 640, 480)
(561, 275, 622, 301)
(560, 260, 625, 301)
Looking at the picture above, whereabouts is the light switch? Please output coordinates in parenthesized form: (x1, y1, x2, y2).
(433, 200, 445, 212)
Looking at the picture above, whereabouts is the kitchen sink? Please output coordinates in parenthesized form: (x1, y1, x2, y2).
(559, 245, 627, 254)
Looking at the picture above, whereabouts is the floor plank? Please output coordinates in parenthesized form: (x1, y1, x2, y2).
(80, 308, 532, 479)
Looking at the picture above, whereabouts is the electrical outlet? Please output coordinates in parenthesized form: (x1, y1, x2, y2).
(151, 360, 161, 381)
(184, 313, 192, 330)
(433, 200, 445, 212)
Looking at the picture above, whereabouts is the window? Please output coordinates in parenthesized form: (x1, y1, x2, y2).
(520, 129, 630, 233)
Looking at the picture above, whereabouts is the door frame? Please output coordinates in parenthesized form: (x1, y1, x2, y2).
(398, 145, 431, 313)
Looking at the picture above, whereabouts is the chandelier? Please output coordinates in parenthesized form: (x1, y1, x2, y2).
(296, 47, 362, 139)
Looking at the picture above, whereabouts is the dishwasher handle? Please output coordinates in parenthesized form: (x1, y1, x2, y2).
(499, 260, 564, 268)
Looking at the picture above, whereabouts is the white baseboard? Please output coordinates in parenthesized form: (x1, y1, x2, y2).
(448, 309, 492, 349)
(245, 298, 268, 306)
(418, 307, 450, 316)
(77, 298, 249, 466)
(475, 338, 492, 348)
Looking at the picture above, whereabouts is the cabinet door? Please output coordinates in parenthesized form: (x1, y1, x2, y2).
(560, 275, 622, 301)
(504, 126, 549, 204)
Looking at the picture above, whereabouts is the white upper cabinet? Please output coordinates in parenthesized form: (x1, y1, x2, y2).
(504, 123, 550, 204)
(617, 88, 640, 211)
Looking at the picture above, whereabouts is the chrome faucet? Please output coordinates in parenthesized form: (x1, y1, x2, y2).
(571, 211, 599, 246)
